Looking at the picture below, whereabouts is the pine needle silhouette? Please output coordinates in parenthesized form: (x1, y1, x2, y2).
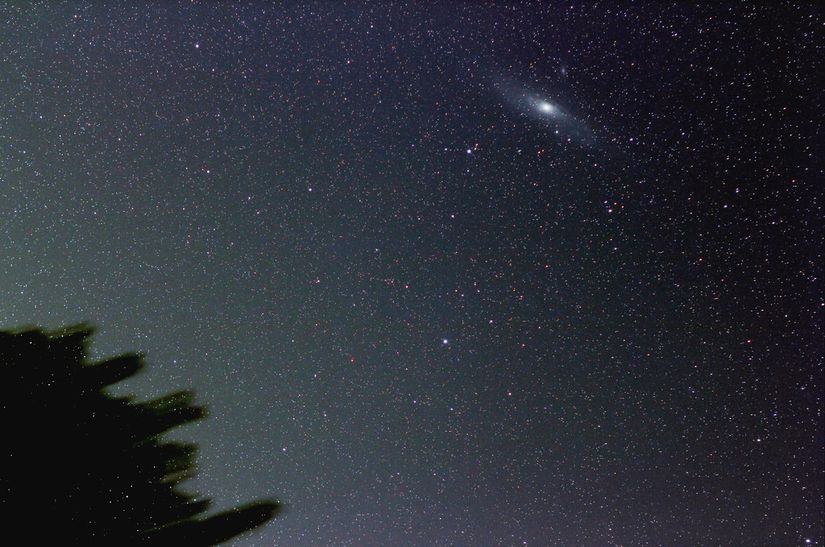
(0, 326, 280, 545)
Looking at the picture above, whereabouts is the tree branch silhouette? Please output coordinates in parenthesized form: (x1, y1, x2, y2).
(0, 325, 280, 545)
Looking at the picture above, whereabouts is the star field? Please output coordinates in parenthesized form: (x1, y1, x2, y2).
(1, 2, 822, 545)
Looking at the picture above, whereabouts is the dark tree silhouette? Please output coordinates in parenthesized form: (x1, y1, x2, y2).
(0, 325, 280, 545)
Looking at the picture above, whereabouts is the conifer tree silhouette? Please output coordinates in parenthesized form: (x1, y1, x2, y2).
(0, 326, 279, 545)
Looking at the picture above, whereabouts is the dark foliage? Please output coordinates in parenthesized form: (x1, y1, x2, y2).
(0, 326, 279, 545)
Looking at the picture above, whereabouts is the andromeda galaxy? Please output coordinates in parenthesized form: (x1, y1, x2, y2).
(493, 76, 595, 144)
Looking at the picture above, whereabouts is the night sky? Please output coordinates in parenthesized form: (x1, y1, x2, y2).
(2, 2, 823, 545)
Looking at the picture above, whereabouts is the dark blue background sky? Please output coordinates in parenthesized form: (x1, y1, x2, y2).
(1, 2, 822, 545)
